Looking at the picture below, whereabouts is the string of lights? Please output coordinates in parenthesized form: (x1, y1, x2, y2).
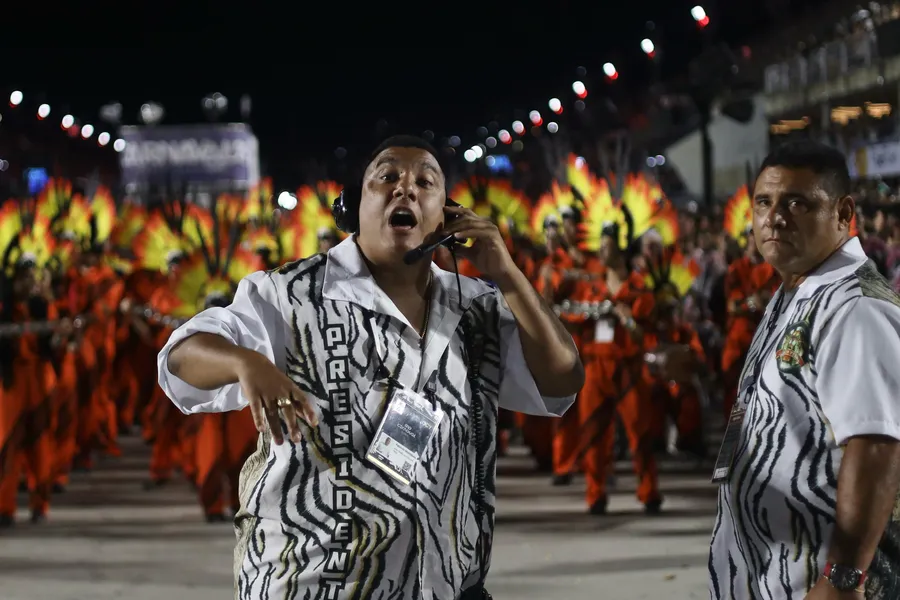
(456, 4, 711, 165)
(4, 90, 126, 152)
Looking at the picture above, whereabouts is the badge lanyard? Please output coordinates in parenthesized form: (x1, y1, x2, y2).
(366, 278, 444, 485)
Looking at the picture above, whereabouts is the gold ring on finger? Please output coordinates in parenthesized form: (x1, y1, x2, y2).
(276, 397, 293, 408)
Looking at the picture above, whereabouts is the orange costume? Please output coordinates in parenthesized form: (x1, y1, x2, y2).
(70, 260, 125, 469)
(576, 268, 660, 512)
(721, 257, 778, 417)
(0, 298, 59, 521)
(144, 282, 188, 485)
(51, 291, 80, 488)
(537, 247, 604, 482)
(644, 322, 707, 455)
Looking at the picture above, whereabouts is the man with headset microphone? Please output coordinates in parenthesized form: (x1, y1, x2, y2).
(157, 135, 583, 600)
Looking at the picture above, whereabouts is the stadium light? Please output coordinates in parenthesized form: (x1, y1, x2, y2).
(603, 63, 619, 81)
(572, 81, 587, 98)
(692, 5, 710, 28)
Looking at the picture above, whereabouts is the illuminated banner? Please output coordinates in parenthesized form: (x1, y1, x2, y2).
(118, 123, 260, 186)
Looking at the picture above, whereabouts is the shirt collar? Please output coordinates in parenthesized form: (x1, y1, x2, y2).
(801, 236, 867, 289)
(321, 235, 492, 314)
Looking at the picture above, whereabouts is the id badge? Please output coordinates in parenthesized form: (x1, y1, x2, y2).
(366, 387, 444, 486)
(711, 406, 747, 484)
(594, 319, 615, 343)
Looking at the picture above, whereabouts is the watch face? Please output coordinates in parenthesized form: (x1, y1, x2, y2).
(830, 565, 862, 591)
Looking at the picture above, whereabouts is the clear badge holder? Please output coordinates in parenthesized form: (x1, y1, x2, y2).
(366, 385, 445, 486)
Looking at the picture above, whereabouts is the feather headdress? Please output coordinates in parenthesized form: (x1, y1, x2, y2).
(0, 198, 56, 274)
(449, 177, 493, 219)
(724, 185, 753, 246)
(172, 204, 265, 317)
(620, 174, 679, 246)
(132, 210, 188, 273)
(482, 180, 531, 238)
(280, 181, 343, 260)
(644, 246, 701, 305)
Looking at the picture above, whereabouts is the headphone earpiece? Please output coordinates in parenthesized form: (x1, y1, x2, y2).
(332, 187, 361, 234)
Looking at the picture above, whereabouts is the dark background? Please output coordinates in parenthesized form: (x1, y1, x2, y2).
(1, 0, 832, 189)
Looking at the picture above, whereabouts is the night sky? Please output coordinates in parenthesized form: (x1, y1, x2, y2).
(3, 0, 826, 187)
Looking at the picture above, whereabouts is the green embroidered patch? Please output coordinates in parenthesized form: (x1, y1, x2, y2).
(775, 321, 810, 375)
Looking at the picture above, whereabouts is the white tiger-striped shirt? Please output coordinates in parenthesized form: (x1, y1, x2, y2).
(709, 237, 900, 600)
(158, 236, 575, 600)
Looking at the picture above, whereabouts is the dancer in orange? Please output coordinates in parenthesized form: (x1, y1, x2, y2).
(536, 207, 599, 485)
(163, 200, 266, 519)
(143, 258, 188, 488)
(642, 254, 707, 458)
(721, 234, 778, 417)
(49, 255, 81, 491)
(71, 243, 125, 466)
(0, 258, 59, 525)
(574, 223, 661, 514)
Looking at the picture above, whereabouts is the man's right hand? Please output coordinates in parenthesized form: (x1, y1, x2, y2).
(236, 351, 318, 445)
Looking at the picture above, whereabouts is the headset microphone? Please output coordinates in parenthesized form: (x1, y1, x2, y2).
(402, 234, 458, 265)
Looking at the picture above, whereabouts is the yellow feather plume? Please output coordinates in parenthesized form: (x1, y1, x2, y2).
(241, 227, 280, 256)
(111, 204, 148, 250)
(531, 194, 562, 244)
(449, 178, 494, 218)
(0, 200, 56, 272)
(171, 245, 265, 317)
(645, 250, 702, 298)
(565, 154, 593, 205)
(133, 211, 187, 273)
(89, 186, 117, 245)
(241, 178, 275, 222)
(0, 200, 20, 263)
(290, 184, 339, 259)
(724, 185, 752, 246)
(181, 204, 216, 253)
(484, 180, 531, 238)
(15, 220, 56, 269)
(35, 178, 73, 225)
(621, 174, 679, 246)
(58, 195, 93, 243)
(578, 178, 628, 251)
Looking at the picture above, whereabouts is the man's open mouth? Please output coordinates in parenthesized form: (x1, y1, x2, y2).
(389, 208, 418, 230)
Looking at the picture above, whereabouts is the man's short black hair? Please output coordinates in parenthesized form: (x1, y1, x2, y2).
(368, 135, 441, 165)
(758, 140, 851, 199)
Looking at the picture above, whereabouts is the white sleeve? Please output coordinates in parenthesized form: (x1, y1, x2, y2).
(156, 270, 287, 415)
(496, 293, 576, 417)
(815, 297, 900, 445)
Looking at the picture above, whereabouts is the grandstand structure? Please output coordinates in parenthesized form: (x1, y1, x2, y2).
(763, 1, 900, 180)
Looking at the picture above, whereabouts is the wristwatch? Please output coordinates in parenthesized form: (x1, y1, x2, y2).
(824, 562, 867, 592)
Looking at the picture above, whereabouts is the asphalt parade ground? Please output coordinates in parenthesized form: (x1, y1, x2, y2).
(0, 434, 717, 600)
